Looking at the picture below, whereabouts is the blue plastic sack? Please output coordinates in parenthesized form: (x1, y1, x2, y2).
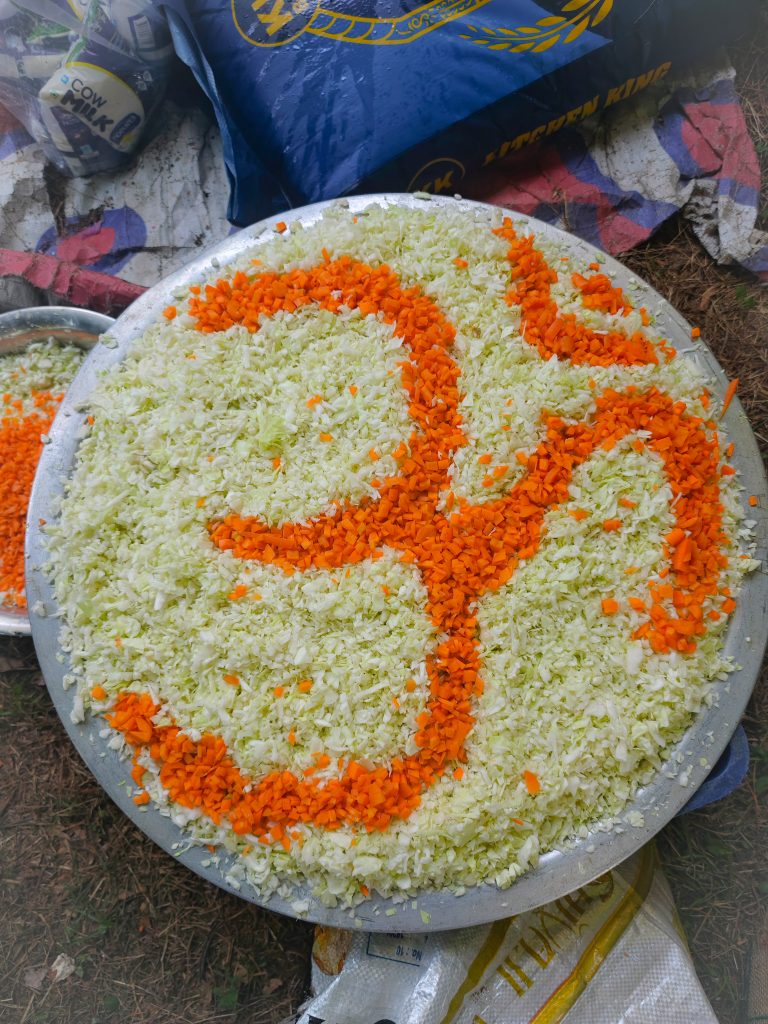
(679, 724, 750, 815)
(162, 0, 759, 226)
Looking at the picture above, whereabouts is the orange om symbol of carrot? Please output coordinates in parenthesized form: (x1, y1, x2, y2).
(111, 219, 729, 844)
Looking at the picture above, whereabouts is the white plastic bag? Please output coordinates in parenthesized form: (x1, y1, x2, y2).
(300, 845, 717, 1024)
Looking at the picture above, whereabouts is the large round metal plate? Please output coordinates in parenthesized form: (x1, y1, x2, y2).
(25, 195, 768, 932)
(0, 306, 114, 635)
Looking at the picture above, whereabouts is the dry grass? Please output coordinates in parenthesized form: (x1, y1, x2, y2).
(732, 9, 768, 231)
(3, 17, 768, 1023)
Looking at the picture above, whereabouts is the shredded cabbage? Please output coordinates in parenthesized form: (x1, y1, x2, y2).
(46, 202, 754, 908)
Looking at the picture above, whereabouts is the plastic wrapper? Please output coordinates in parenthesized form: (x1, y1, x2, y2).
(163, 0, 760, 225)
(300, 845, 718, 1024)
(0, 0, 173, 176)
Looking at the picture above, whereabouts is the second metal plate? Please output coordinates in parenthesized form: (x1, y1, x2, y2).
(0, 307, 113, 635)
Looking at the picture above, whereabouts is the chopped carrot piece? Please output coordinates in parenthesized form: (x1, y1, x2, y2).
(91, 685, 107, 701)
(223, 674, 240, 686)
(163, 305, 177, 320)
(523, 770, 541, 795)
(453, 257, 468, 268)
(603, 518, 622, 532)
(721, 378, 739, 417)
(601, 598, 619, 615)
(275, 221, 287, 233)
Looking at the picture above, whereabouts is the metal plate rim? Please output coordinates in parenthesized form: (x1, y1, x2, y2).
(25, 194, 768, 932)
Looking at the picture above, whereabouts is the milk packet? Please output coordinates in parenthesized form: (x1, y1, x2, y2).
(104, 0, 173, 65)
(0, 0, 172, 176)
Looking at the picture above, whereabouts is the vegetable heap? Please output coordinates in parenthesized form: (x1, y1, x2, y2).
(0, 341, 83, 609)
(48, 203, 756, 909)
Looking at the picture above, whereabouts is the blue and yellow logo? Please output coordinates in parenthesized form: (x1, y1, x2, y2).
(231, 0, 492, 47)
(407, 156, 466, 194)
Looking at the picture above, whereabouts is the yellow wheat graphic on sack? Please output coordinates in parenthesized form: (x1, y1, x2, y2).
(461, 0, 614, 53)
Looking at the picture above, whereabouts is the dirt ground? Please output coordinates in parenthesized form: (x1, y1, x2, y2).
(2, 20, 768, 1024)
